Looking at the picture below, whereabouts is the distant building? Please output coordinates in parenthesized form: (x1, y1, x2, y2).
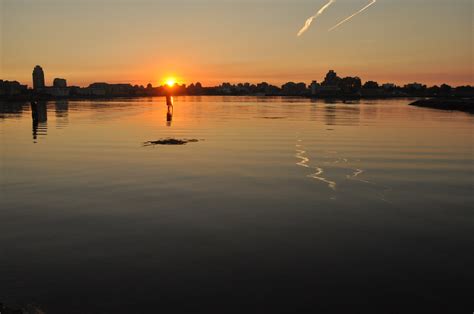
(404, 83, 425, 90)
(75, 87, 92, 96)
(89, 83, 109, 96)
(46, 87, 70, 97)
(53, 78, 67, 88)
(109, 83, 134, 96)
(83, 83, 136, 97)
(32, 65, 45, 90)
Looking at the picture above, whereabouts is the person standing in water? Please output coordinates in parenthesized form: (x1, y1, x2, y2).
(166, 94, 173, 125)
(166, 94, 173, 108)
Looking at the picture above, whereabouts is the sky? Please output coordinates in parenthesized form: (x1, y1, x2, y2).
(0, 0, 472, 87)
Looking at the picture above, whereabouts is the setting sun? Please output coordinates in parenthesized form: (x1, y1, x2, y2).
(165, 78, 176, 87)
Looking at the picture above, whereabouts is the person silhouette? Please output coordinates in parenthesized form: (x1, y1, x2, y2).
(166, 94, 173, 108)
(166, 95, 173, 126)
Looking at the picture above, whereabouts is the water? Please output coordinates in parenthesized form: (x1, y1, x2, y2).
(1, 97, 473, 313)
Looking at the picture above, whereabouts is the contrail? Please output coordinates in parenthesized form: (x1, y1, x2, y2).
(328, 0, 376, 31)
(297, 0, 336, 37)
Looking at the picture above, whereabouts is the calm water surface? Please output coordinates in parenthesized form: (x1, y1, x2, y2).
(0, 97, 473, 313)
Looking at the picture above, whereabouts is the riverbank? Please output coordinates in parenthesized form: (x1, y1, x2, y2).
(409, 98, 474, 113)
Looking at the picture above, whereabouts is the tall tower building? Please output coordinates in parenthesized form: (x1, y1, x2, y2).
(32, 65, 45, 90)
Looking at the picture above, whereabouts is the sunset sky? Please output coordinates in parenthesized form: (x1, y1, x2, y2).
(1, 0, 472, 87)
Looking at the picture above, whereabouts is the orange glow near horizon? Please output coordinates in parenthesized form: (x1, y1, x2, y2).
(3, 1, 473, 88)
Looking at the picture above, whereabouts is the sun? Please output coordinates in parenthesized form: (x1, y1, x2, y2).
(165, 78, 176, 87)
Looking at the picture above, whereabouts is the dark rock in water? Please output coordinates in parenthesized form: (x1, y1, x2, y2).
(260, 116, 286, 119)
(144, 138, 199, 146)
(409, 98, 474, 113)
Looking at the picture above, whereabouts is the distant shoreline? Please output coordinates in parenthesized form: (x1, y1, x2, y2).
(3, 69, 473, 104)
(0, 94, 465, 102)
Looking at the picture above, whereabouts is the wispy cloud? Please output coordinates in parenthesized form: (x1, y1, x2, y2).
(328, 0, 377, 31)
(297, 0, 336, 37)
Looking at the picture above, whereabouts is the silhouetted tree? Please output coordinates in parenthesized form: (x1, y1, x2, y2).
(282, 82, 307, 95)
(440, 84, 452, 96)
(340, 77, 362, 94)
(322, 70, 341, 87)
(363, 81, 379, 89)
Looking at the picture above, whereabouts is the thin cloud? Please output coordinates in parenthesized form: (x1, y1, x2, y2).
(328, 0, 377, 31)
(297, 0, 336, 37)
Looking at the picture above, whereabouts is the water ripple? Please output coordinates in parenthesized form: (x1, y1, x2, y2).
(295, 139, 337, 192)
